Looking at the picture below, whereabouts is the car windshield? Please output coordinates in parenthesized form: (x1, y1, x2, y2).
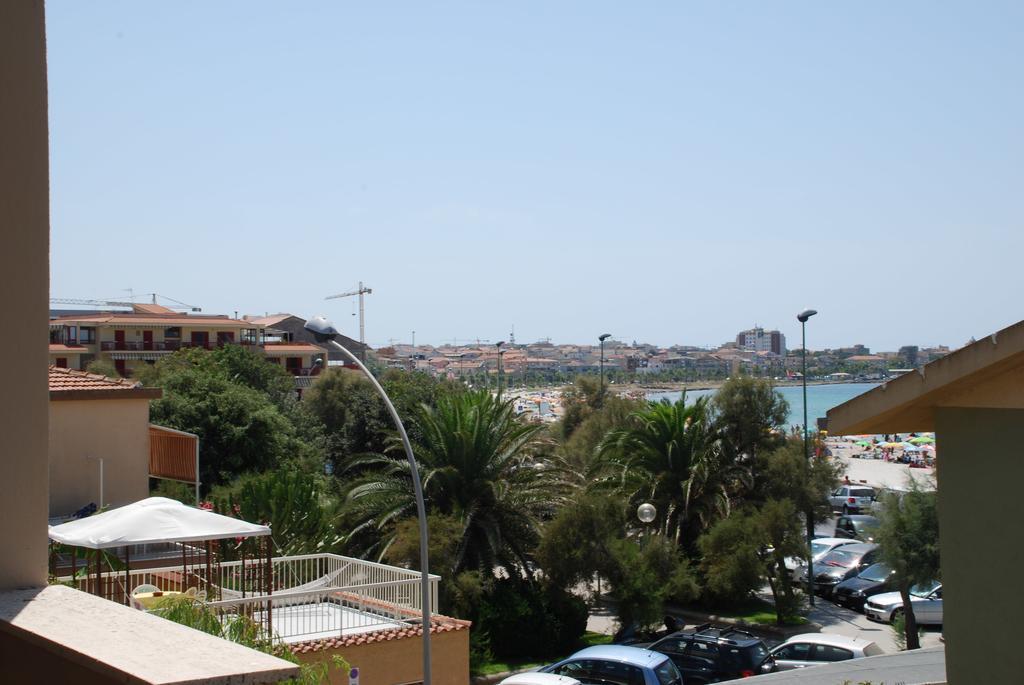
(820, 549, 859, 568)
(852, 519, 879, 532)
(911, 582, 940, 598)
(654, 657, 683, 685)
(858, 563, 891, 582)
(850, 488, 875, 499)
(811, 542, 832, 556)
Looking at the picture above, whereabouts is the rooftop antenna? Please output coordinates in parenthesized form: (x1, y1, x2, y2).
(510, 324, 515, 346)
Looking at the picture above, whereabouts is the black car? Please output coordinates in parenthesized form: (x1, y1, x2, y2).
(647, 624, 775, 684)
(834, 514, 881, 542)
(802, 543, 880, 598)
(832, 562, 896, 611)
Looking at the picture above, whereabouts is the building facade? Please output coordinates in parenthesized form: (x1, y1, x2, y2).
(736, 327, 786, 356)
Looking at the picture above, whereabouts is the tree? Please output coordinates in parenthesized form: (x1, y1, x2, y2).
(754, 498, 806, 622)
(598, 397, 739, 549)
(711, 376, 789, 466)
(698, 513, 764, 605)
(85, 359, 120, 378)
(536, 494, 625, 592)
(343, 390, 557, 574)
(141, 348, 321, 487)
(876, 487, 940, 650)
(603, 537, 700, 630)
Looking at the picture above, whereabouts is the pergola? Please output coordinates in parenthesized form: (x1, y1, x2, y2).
(48, 497, 273, 612)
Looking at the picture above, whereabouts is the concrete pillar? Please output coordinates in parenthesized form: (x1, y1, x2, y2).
(0, 0, 50, 590)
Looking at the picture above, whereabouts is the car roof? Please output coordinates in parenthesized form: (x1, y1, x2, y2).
(828, 542, 877, 553)
(845, 515, 880, 522)
(812, 537, 858, 546)
(500, 675, 581, 685)
(661, 627, 762, 646)
(779, 633, 876, 650)
(565, 645, 667, 666)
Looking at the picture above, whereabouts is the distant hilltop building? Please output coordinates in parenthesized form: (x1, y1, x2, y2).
(736, 326, 786, 356)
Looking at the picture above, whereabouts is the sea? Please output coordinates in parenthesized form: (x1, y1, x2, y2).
(646, 382, 880, 429)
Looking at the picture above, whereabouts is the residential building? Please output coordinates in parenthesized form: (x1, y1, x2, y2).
(48, 367, 162, 519)
(736, 327, 787, 356)
(245, 313, 366, 362)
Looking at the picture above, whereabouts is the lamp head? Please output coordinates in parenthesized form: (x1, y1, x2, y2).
(305, 315, 340, 343)
(797, 309, 818, 323)
(599, 333, 611, 342)
(496, 340, 505, 349)
(637, 502, 657, 524)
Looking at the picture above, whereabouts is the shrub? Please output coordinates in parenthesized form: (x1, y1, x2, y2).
(474, 578, 587, 660)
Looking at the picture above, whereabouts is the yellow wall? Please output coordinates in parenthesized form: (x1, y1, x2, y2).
(49, 399, 151, 517)
(935, 407, 1024, 684)
(0, 0, 50, 590)
(295, 628, 470, 685)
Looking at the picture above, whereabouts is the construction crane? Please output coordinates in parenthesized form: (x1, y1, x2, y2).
(325, 282, 372, 359)
(50, 294, 202, 312)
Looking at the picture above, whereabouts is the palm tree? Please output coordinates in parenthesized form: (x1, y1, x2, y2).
(597, 397, 746, 548)
(343, 390, 558, 576)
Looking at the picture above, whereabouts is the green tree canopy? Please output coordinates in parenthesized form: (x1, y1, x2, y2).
(711, 376, 789, 462)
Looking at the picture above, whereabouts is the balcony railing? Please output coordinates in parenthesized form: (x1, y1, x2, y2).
(56, 552, 439, 644)
(99, 340, 244, 352)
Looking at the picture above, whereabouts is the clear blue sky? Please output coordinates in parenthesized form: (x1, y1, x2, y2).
(46, 1, 1023, 351)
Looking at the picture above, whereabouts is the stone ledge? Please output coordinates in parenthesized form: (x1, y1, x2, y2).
(0, 585, 299, 684)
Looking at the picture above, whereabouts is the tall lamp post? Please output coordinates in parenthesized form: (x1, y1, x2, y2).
(305, 315, 433, 684)
(495, 341, 506, 401)
(797, 308, 818, 607)
(599, 333, 611, 394)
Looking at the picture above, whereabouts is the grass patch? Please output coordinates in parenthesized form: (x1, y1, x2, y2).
(699, 597, 809, 626)
(472, 631, 613, 676)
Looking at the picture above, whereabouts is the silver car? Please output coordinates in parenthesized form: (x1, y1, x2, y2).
(770, 633, 883, 671)
(829, 485, 876, 514)
(864, 583, 943, 625)
(785, 537, 859, 581)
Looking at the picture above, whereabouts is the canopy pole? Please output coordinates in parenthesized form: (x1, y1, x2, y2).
(70, 546, 77, 587)
(94, 548, 101, 597)
(265, 537, 273, 638)
(124, 545, 130, 605)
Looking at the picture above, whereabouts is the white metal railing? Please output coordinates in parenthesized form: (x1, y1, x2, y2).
(56, 552, 439, 641)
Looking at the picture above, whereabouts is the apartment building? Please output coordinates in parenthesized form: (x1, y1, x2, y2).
(736, 326, 787, 356)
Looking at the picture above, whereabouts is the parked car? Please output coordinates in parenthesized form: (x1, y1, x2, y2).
(770, 633, 883, 671)
(785, 537, 860, 581)
(646, 624, 775, 683)
(834, 515, 881, 542)
(800, 543, 880, 597)
(499, 675, 582, 685)
(832, 563, 897, 611)
(828, 485, 876, 514)
(540, 645, 683, 685)
(865, 583, 944, 625)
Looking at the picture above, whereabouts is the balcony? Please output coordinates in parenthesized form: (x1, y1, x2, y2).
(100, 340, 245, 352)
(56, 552, 439, 645)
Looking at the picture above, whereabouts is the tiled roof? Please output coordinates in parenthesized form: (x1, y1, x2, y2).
(48, 366, 141, 392)
(262, 343, 325, 354)
(51, 313, 253, 327)
(48, 344, 87, 353)
(245, 314, 293, 326)
(289, 613, 471, 654)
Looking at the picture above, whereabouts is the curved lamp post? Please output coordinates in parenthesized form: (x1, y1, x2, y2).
(495, 340, 506, 401)
(796, 308, 817, 607)
(305, 315, 432, 684)
(599, 333, 612, 393)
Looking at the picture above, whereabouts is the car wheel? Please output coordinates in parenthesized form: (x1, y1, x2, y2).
(891, 608, 903, 624)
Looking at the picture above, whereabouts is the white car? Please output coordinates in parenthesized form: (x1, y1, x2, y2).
(770, 633, 883, 671)
(499, 674, 582, 685)
(865, 583, 943, 625)
(829, 485, 877, 514)
(785, 537, 860, 581)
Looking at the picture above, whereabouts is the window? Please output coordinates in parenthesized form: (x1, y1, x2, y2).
(817, 645, 854, 662)
(775, 642, 812, 660)
(655, 659, 683, 685)
(79, 327, 95, 344)
(165, 327, 181, 338)
(54, 357, 67, 368)
(590, 660, 645, 685)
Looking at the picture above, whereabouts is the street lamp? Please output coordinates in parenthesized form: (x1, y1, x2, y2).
(495, 341, 506, 401)
(599, 333, 611, 394)
(796, 308, 817, 606)
(305, 315, 433, 684)
(637, 502, 656, 548)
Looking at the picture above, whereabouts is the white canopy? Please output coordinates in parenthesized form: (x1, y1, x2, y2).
(48, 497, 271, 549)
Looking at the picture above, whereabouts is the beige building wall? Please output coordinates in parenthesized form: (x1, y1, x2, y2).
(0, 0, 50, 590)
(296, 628, 470, 685)
(935, 407, 1024, 684)
(49, 399, 151, 517)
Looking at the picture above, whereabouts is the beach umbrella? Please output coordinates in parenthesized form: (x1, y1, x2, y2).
(855, 440, 873, 447)
(903, 444, 923, 452)
(909, 436, 935, 444)
(881, 442, 904, 448)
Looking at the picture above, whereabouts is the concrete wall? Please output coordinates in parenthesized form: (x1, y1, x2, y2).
(49, 399, 151, 517)
(296, 628, 470, 685)
(935, 407, 1024, 683)
(0, 0, 50, 590)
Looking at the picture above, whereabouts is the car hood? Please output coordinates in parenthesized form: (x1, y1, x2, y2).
(835, 577, 887, 593)
(865, 590, 904, 607)
(811, 563, 855, 579)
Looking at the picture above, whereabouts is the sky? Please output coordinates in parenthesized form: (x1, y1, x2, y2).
(46, 2, 1023, 351)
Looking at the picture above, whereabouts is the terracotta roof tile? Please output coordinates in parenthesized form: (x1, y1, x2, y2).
(262, 343, 326, 354)
(48, 366, 142, 392)
(288, 609, 470, 655)
(51, 313, 253, 327)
